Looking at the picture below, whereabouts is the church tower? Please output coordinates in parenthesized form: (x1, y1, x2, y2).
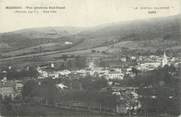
(161, 51, 168, 67)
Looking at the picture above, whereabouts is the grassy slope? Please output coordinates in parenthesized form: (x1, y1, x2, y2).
(0, 15, 180, 60)
(1, 103, 177, 117)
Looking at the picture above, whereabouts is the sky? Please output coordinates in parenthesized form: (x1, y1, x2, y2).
(0, 0, 180, 32)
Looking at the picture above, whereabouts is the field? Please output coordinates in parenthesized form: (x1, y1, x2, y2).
(0, 15, 180, 67)
(0, 103, 178, 117)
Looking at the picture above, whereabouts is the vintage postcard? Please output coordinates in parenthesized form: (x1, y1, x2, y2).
(0, 0, 180, 117)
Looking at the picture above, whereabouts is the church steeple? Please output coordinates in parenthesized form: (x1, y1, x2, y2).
(161, 51, 168, 67)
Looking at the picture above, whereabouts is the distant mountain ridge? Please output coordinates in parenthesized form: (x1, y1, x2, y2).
(0, 15, 180, 57)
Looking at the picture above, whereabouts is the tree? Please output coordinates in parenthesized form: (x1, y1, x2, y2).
(132, 67, 139, 76)
(75, 56, 86, 69)
(22, 80, 39, 99)
(99, 60, 107, 68)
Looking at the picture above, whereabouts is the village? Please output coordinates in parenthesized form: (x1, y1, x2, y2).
(0, 51, 181, 116)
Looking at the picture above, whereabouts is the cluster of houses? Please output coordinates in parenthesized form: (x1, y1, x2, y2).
(37, 62, 125, 80)
(110, 85, 141, 114)
(0, 79, 23, 100)
(136, 52, 179, 71)
(36, 52, 179, 81)
(0, 51, 180, 113)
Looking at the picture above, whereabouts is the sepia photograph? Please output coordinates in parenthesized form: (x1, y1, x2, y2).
(0, 0, 180, 116)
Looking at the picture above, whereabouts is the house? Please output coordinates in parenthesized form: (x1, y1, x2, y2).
(116, 104, 128, 114)
(136, 62, 160, 71)
(106, 71, 124, 80)
(0, 79, 24, 100)
(37, 67, 48, 79)
(0, 87, 16, 100)
(75, 69, 87, 77)
(64, 41, 73, 45)
(56, 83, 68, 89)
(0, 81, 16, 100)
(15, 80, 24, 95)
(58, 70, 71, 76)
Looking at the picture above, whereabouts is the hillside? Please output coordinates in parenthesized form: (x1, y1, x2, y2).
(0, 27, 84, 53)
(0, 15, 180, 59)
(67, 15, 180, 52)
